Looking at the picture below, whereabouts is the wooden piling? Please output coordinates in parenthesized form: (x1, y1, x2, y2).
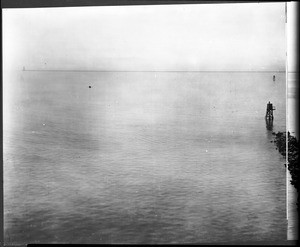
(265, 101, 275, 120)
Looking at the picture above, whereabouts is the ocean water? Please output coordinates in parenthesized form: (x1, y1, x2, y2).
(3, 71, 286, 244)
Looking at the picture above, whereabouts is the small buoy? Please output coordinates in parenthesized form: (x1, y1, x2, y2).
(89, 86, 91, 88)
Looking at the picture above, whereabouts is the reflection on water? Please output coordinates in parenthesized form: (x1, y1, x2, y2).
(265, 118, 274, 131)
(4, 72, 286, 244)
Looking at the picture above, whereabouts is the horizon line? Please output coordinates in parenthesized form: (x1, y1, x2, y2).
(22, 69, 286, 73)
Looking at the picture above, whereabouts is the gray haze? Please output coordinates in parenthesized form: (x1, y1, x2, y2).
(3, 3, 285, 71)
(3, 2, 289, 244)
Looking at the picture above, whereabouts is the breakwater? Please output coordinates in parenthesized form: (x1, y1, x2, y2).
(273, 131, 299, 209)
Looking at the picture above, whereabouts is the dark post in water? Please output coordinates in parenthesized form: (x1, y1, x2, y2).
(265, 101, 275, 120)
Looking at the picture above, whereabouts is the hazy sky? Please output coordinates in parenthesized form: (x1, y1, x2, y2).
(3, 3, 286, 71)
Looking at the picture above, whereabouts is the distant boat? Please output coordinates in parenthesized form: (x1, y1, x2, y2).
(273, 75, 275, 81)
(23, 66, 25, 71)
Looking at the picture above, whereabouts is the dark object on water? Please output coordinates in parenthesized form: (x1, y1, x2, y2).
(265, 101, 275, 120)
(265, 117, 273, 131)
(89, 86, 91, 88)
(273, 75, 275, 81)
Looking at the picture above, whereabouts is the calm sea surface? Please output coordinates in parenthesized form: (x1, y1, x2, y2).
(4, 71, 286, 244)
